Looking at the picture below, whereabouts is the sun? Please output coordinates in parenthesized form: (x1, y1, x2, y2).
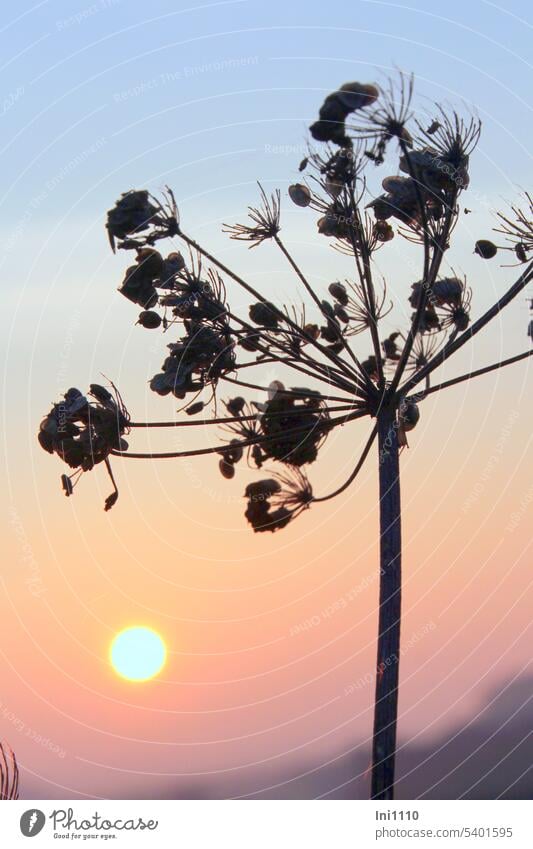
(110, 627, 167, 682)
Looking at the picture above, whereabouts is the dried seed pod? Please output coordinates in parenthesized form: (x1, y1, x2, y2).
(452, 307, 470, 332)
(288, 183, 311, 207)
(320, 300, 336, 319)
(398, 399, 420, 448)
(219, 458, 235, 479)
(515, 243, 528, 263)
(159, 251, 186, 285)
(431, 277, 463, 306)
(185, 401, 205, 416)
(106, 190, 158, 249)
(373, 220, 394, 242)
(150, 373, 173, 396)
(382, 175, 412, 195)
(245, 479, 281, 499)
(249, 302, 279, 328)
(303, 323, 320, 340)
(368, 198, 394, 221)
(239, 332, 262, 352)
(61, 474, 73, 496)
(426, 120, 441, 134)
(253, 507, 292, 533)
(267, 380, 285, 400)
(136, 248, 163, 278)
(328, 281, 349, 305)
(399, 401, 420, 431)
(252, 444, 263, 468)
(334, 304, 350, 324)
(119, 265, 158, 308)
(474, 240, 498, 259)
(317, 212, 344, 237)
(104, 491, 119, 511)
(89, 384, 112, 403)
(362, 355, 378, 380)
(226, 397, 246, 416)
(336, 81, 379, 111)
(137, 310, 162, 329)
(418, 308, 441, 333)
(382, 332, 401, 361)
(224, 439, 244, 464)
(38, 429, 55, 454)
(320, 321, 341, 344)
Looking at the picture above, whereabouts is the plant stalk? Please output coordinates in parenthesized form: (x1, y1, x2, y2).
(371, 407, 402, 800)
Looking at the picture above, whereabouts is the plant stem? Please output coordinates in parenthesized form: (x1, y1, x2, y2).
(411, 348, 533, 398)
(313, 423, 377, 502)
(371, 407, 402, 800)
(111, 409, 368, 460)
(129, 404, 359, 429)
(177, 230, 362, 384)
(400, 261, 533, 396)
(274, 234, 372, 390)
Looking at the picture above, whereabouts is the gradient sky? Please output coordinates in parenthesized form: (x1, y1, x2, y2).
(0, 0, 532, 799)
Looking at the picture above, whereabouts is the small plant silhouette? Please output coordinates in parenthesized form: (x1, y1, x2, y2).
(0, 743, 19, 800)
(38, 72, 532, 799)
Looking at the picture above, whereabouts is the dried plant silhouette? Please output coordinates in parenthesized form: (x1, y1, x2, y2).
(38, 73, 533, 799)
(0, 743, 19, 800)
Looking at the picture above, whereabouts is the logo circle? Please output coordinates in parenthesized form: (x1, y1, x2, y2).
(20, 809, 46, 837)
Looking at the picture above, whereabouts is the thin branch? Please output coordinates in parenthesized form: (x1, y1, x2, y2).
(411, 349, 533, 398)
(388, 177, 458, 397)
(129, 404, 359, 429)
(111, 409, 369, 460)
(177, 229, 366, 386)
(400, 260, 533, 395)
(227, 343, 362, 394)
(221, 374, 355, 403)
(273, 233, 372, 390)
(226, 311, 363, 394)
(313, 423, 378, 502)
(348, 196, 386, 389)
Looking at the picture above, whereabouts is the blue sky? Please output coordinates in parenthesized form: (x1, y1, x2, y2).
(2, 0, 531, 231)
(1, 0, 531, 416)
(2, 0, 532, 498)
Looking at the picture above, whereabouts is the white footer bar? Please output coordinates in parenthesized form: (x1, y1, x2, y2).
(1, 800, 530, 848)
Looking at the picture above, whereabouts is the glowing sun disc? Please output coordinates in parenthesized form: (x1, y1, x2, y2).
(110, 627, 166, 682)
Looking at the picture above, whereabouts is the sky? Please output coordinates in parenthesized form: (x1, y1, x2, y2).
(0, 0, 532, 799)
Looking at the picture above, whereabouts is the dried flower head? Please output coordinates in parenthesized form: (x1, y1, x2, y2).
(310, 82, 378, 146)
(150, 321, 235, 400)
(405, 332, 445, 375)
(328, 278, 392, 336)
(415, 108, 481, 189)
(223, 184, 281, 247)
(106, 187, 179, 251)
(368, 175, 435, 231)
(244, 468, 313, 532)
(350, 73, 415, 164)
(494, 193, 533, 265)
(38, 384, 129, 509)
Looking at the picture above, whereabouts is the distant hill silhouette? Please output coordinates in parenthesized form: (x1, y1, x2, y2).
(20, 676, 532, 799)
